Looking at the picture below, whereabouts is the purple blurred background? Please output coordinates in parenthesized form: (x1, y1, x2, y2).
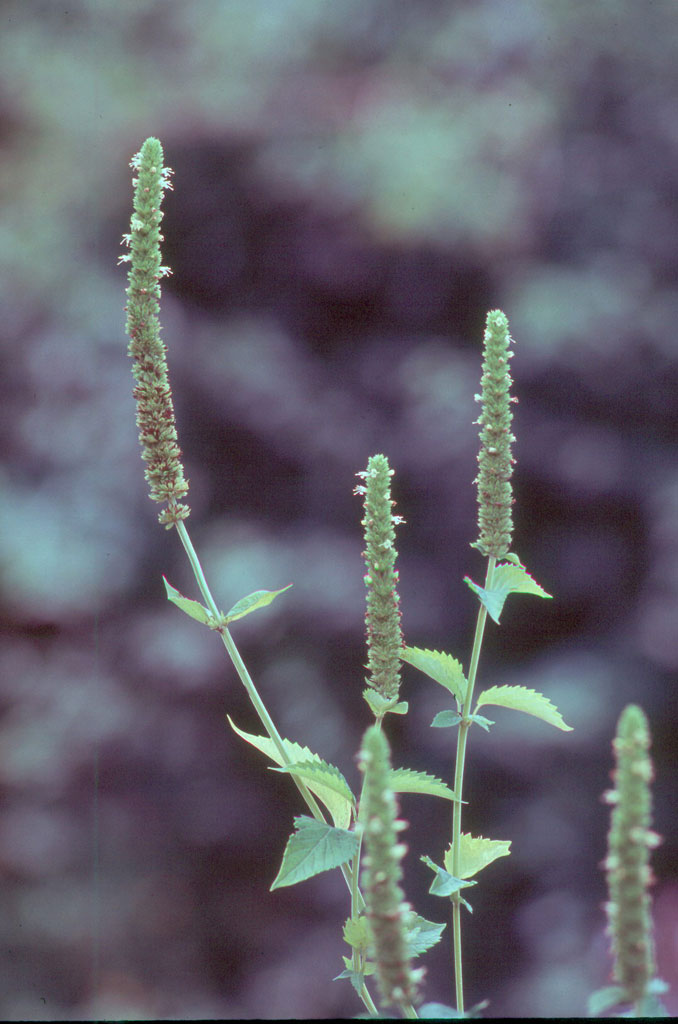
(0, 1, 676, 1018)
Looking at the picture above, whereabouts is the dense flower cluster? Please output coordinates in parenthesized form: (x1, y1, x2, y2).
(121, 137, 190, 527)
(474, 310, 515, 558)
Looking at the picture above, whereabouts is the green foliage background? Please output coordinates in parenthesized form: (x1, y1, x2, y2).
(0, 1, 676, 1018)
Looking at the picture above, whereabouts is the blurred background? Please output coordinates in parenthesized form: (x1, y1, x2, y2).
(0, 1, 677, 1018)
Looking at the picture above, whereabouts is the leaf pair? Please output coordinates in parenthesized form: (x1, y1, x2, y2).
(163, 577, 292, 629)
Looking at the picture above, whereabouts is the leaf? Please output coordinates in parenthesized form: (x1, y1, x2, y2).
(224, 584, 293, 623)
(227, 717, 352, 829)
(431, 710, 462, 729)
(444, 834, 511, 880)
(390, 767, 459, 802)
(464, 562, 551, 624)
(468, 713, 494, 732)
(273, 759, 355, 811)
(404, 913, 446, 957)
(475, 684, 572, 732)
(362, 688, 408, 717)
(163, 577, 215, 625)
(419, 1004, 464, 1019)
(343, 915, 371, 954)
(270, 815, 358, 889)
(420, 855, 476, 903)
(402, 647, 467, 706)
(587, 985, 626, 1017)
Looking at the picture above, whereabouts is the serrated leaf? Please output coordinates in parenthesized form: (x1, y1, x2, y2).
(273, 759, 355, 810)
(420, 855, 476, 901)
(475, 684, 572, 732)
(227, 717, 352, 828)
(390, 767, 459, 802)
(468, 713, 494, 732)
(444, 834, 511, 880)
(402, 647, 467, 706)
(464, 562, 551, 624)
(271, 815, 358, 889)
(163, 577, 215, 625)
(224, 584, 292, 623)
(343, 915, 370, 953)
(405, 913, 446, 957)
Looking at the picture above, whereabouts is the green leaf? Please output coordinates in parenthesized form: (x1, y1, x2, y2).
(402, 647, 467, 706)
(475, 684, 572, 732)
(405, 913, 446, 957)
(431, 710, 462, 729)
(270, 815, 358, 889)
(362, 688, 408, 717)
(420, 855, 476, 902)
(419, 1004, 464, 1019)
(273, 759, 355, 811)
(444, 833, 511, 880)
(587, 985, 626, 1017)
(224, 584, 293, 623)
(390, 767, 459, 802)
(343, 915, 371, 954)
(227, 717, 352, 829)
(464, 561, 551, 624)
(468, 713, 494, 732)
(163, 577, 215, 625)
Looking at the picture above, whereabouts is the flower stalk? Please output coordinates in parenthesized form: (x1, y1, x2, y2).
(355, 454, 405, 717)
(121, 136, 190, 528)
(603, 704, 661, 1011)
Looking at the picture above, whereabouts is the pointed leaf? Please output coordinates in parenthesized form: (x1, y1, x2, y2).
(402, 647, 467, 706)
(444, 833, 511, 880)
(464, 562, 551, 624)
(405, 913, 446, 957)
(273, 759, 355, 810)
(270, 815, 358, 889)
(363, 688, 408, 717)
(227, 717, 352, 828)
(587, 985, 626, 1017)
(224, 584, 293, 624)
(475, 684, 572, 732)
(420, 855, 476, 900)
(390, 767, 459, 802)
(163, 577, 215, 625)
(468, 713, 494, 732)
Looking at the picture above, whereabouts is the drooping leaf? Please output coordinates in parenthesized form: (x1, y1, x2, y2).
(444, 833, 511, 880)
(273, 759, 355, 811)
(475, 684, 572, 732)
(227, 717, 352, 828)
(464, 562, 551, 624)
(390, 767, 459, 802)
(420, 855, 475, 905)
(224, 584, 293, 623)
(402, 647, 467, 706)
(467, 713, 494, 732)
(270, 815, 358, 889)
(163, 576, 215, 625)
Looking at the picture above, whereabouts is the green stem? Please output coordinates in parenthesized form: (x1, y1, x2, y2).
(450, 555, 496, 1014)
(173, 520, 375, 1009)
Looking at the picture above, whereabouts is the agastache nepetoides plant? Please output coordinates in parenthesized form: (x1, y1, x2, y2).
(120, 138, 668, 1018)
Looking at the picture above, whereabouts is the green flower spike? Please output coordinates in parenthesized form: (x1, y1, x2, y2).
(474, 310, 516, 559)
(120, 136, 190, 528)
(358, 725, 424, 1010)
(603, 704, 661, 1009)
(355, 454, 405, 713)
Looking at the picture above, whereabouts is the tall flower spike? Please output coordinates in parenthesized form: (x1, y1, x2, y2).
(474, 309, 516, 559)
(355, 454, 404, 714)
(358, 725, 424, 1009)
(603, 704, 661, 1007)
(121, 137, 190, 528)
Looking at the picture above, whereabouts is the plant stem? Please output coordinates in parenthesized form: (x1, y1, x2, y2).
(450, 555, 496, 1014)
(173, 520, 376, 1012)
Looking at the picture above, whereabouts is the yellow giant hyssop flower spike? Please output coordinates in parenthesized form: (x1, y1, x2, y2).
(120, 137, 190, 528)
(474, 310, 516, 559)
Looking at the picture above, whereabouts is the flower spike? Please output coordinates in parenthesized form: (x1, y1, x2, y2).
(355, 454, 404, 711)
(474, 310, 516, 559)
(121, 137, 190, 528)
